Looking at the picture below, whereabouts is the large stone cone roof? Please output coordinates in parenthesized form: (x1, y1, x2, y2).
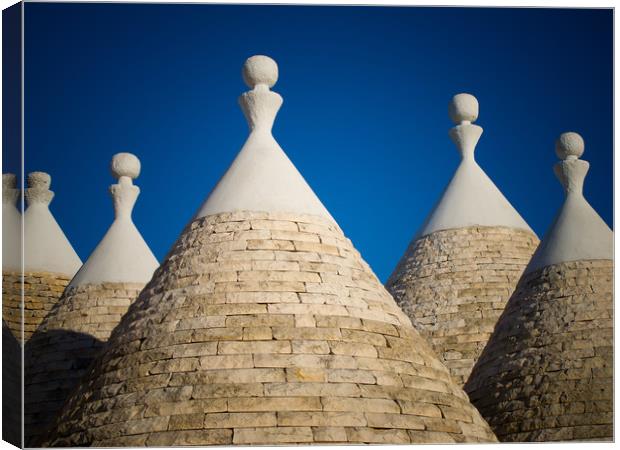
(42, 56, 497, 446)
(464, 133, 613, 442)
(386, 94, 539, 386)
(25, 154, 158, 446)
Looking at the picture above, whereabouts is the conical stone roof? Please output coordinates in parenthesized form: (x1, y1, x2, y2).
(25, 153, 159, 446)
(465, 132, 613, 442)
(4, 172, 82, 341)
(43, 56, 496, 446)
(386, 94, 539, 386)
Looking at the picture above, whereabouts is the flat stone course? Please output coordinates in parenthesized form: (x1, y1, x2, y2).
(3, 271, 72, 342)
(386, 226, 539, 385)
(42, 212, 497, 446)
(24, 282, 144, 446)
(465, 260, 613, 442)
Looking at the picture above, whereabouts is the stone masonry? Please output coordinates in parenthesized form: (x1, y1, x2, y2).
(465, 259, 613, 442)
(43, 212, 497, 446)
(3, 320, 22, 447)
(386, 226, 539, 385)
(2, 271, 71, 342)
(24, 282, 144, 447)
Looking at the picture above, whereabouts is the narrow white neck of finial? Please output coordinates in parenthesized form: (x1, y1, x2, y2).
(554, 159, 589, 197)
(25, 187, 53, 207)
(110, 176, 139, 220)
(239, 86, 283, 133)
(449, 123, 483, 162)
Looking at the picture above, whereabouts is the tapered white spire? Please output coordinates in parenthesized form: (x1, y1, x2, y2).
(194, 55, 333, 221)
(68, 153, 158, 286)
(416, 93, 533, 238)
(525, 132, 612, 273)
(23, 172, 82, 275)
(2, 173, 21, 271)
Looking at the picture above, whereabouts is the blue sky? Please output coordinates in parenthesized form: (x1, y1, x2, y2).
(9, 4, 613, 281)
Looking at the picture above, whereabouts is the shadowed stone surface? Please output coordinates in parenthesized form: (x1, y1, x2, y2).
(465, 259, 613, 442)
(3, 271, 71, 342)
(386, 226, 539, 385)
(43, 212, 497, 446)
(25, 282, 144, 446)
(3, 320, 22, 447)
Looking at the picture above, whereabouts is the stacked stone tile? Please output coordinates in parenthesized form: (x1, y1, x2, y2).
(42, 56, 497, 446)
(465, 132, 613, 442)
(3, 320, 22, 447)
(3, 172, 82, 341)
(25, 154, 159, 446)
(386, 94, 539, 386)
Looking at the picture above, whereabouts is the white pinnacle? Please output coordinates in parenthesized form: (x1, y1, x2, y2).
(23, 172, 82, 275)
(194, 55, 333, 221)
(68, 153, 158, 287)
(2, 174, 21, 271)
(525, 132, 612, 273)
(415, 93, 533, 238)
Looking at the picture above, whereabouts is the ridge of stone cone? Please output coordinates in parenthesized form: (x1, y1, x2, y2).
(43, 210, 497, 446)
(464, 258, 613, 441)
(386, 225, 539, 386)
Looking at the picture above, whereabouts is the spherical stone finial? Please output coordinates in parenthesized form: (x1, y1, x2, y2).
(27, 172, 51, 190)
(111, 153, 141, 180)
(555, 131, 585, 160)
(242, 55, 278, 89)
(449, 93, 479, 124)
(3, 173, 16, 190)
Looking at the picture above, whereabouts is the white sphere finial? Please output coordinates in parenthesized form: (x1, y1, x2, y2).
(3, 173, 16, 190)
(449, 93, 479, 124)
(242, 55, 278, 89)
(28, 171, 51, 190)
(555, 132, 585, 160)
(111, 153, 141, 180)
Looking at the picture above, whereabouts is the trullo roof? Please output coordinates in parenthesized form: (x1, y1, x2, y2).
(24, 153, 159, 446)
(464, 132, 613, 442)
(43, 56, 496, 446)
(386, 94, 539, 387)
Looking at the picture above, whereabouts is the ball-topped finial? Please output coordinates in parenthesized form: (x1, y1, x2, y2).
(3, 173, 16, 190)
(449, 93, 479, 124)
(555, 131, 585, 160)
(242, 55, 278, 89)
(28, 171, 51, 190)
(111, 153, 141, 180)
